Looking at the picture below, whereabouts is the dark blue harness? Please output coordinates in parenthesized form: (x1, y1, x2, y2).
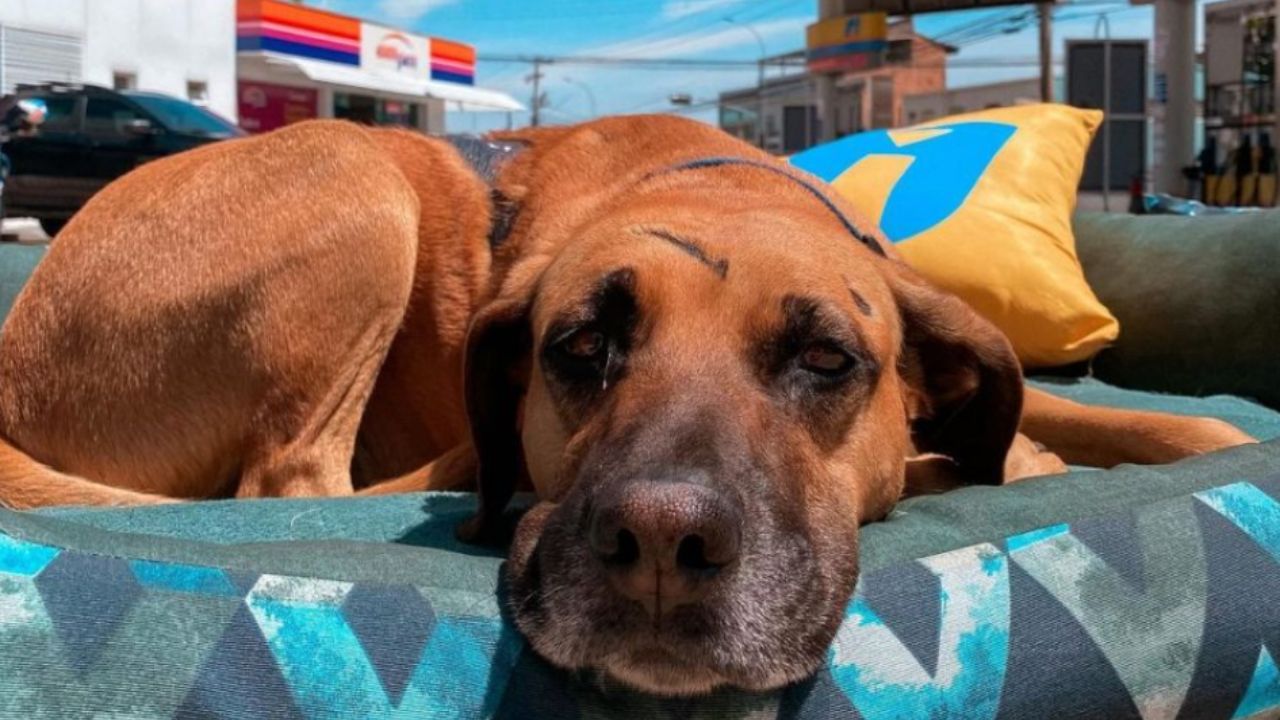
(444, 134, 883, 257)
(443, 135, 524, 248)
(641, 156, 885, 257)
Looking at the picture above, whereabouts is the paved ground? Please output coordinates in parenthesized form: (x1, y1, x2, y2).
(0, 217, 51, 244)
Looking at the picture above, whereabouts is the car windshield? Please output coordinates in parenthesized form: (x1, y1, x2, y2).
(124, 93, 243, 138)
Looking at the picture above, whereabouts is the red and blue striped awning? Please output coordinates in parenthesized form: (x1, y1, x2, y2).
(237, 0, 361, 66)
(430, 37, 475, 86)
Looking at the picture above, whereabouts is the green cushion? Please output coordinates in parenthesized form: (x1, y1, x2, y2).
(1073, 210, 1280, 408)
(0, 243, 43, 327)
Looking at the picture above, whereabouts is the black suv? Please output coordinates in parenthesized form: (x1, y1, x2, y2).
(3, 83, 243, 236)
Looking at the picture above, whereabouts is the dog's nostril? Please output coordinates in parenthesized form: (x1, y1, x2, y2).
(611, 528, 640, 566)
(593, 517, 642, 566)
(676, 534, 717, 572)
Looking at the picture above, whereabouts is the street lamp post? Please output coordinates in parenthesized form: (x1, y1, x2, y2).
(723, 17, 766, 148)
(563, 77, 598, 118)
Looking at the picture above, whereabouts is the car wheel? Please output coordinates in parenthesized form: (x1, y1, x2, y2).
(38, 218, 65, 239)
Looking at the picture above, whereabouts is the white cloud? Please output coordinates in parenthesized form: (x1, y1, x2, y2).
(587, 15, 809, 59)
(661, 0, 742, 21)
(376, 0, 459, 22)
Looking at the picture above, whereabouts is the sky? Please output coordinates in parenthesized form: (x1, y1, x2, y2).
(312, 0, 1207, 132)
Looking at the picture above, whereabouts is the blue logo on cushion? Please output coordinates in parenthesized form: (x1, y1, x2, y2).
(791, 121, 1016, 242)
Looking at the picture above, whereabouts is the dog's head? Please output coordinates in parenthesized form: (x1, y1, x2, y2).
(457, 118, 1022, 695)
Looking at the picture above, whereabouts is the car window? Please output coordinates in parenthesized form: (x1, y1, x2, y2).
(28, 95, 79, 133)
(84, 98, 146, 137)
(124, 93, 242, 138)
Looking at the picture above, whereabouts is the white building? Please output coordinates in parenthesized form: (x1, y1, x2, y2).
(901, 77, 1044, 125)
(0, 0, 238, 121)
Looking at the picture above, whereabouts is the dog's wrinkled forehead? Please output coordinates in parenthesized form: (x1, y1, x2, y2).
(525, 213, 900, 365)
(637, 157, 885, 258)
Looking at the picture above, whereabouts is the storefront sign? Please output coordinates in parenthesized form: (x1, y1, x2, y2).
(360, 23, 431, 81)
(238, 81, 318, 133)
(236, 0, 361, 66)
(806, 12, 889, 74)
(237, 0, 484, 96)
(430, 37, 476, 85)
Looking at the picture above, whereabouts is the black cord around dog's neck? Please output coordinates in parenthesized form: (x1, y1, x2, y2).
(442, 135, 525, 249)
(642, 156, 885, 257)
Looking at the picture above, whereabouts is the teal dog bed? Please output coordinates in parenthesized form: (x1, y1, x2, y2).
(2, 380, 1278, 718)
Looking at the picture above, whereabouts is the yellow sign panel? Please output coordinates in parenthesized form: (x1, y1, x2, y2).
(807, 12, 888, 48)
(806, 12, 889, 74)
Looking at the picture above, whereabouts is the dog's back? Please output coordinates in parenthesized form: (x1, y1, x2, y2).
(0, 121, 438, 502)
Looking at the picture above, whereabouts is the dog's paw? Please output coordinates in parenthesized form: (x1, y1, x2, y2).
(1002, 433, 1067, 483)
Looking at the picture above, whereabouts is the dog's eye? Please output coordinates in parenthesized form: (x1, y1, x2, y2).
(560, 328, 606, 359)
(800, 343, 854, 377)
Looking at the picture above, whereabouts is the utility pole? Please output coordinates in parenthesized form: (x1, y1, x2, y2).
(723, 17, 767, 148)
(1153, 0, 1195, 195)
(526, 58, 545, 127)
(815, 0, 840, 144)
(1038, 3, 1053, 102)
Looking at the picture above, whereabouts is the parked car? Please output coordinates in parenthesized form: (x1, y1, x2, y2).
(2, 83, 243, 237)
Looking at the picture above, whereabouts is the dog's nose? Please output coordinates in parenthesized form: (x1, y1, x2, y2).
(589, 480, 741, 614)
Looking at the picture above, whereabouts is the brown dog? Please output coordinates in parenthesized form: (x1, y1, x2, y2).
(0, 116, 1253, 694)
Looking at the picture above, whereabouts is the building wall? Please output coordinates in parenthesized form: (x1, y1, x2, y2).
(0, 0, 89, 37)
(759, 78, 815, 151)
(902, 77, 1042, 124)
(720, 29, 948, 152)
(0, 0, 237, 121)
(1204, 0, 1270, 88)
(831, 31, 948, 131)
(892, 36, 948, 124)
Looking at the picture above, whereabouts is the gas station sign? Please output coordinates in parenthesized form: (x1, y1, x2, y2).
(806, 12, 889, 74)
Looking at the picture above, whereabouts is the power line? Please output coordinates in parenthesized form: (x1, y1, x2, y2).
(479, 54, 802, 69)
(933, 8, 1026, 44)
(474, 1, 1151, 125)
(630, 0, 793, 60)
(383, 0, 758, 24)
(472, 0, 782, 116)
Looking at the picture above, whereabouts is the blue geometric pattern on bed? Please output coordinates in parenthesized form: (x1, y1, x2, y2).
(1, 478, 1278, 719)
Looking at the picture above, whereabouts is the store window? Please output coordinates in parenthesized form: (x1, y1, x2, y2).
(379, 100, 418, 128)
(334, 92, 420, 129)
(334, 93, 377, 124)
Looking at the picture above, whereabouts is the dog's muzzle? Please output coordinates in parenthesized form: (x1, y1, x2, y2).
(588, 476, 743, 618)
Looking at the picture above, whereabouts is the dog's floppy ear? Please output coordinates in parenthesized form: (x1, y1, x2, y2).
(455, 294, 533, 545)
(890, 263, 1023, 485)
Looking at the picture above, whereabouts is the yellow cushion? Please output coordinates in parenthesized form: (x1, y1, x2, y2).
(790, 104, 1117, 368)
